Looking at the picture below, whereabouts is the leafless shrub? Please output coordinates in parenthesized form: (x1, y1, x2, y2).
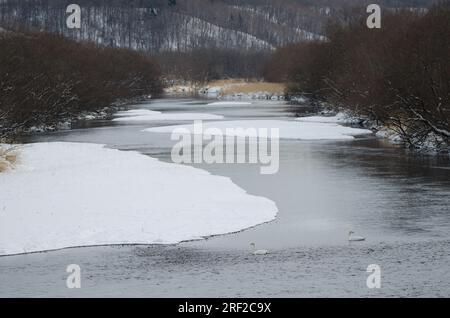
(271, 2, 450, 150)
(0, 31, 163, 140)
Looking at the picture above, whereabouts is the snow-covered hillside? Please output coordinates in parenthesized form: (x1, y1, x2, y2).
(0, 0, 330, 52)
(0, 0, 436, 51)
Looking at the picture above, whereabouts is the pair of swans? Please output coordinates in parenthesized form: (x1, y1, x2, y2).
(249, 231, 365, 255)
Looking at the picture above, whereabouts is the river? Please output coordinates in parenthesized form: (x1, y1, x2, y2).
(1, 98, 449, 297)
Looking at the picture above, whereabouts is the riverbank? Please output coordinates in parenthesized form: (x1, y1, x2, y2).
(20, 98, 149, 135)
(307, 110, 450, 155)
(164, 79, 285, 100)
(0, 96, 156, 144)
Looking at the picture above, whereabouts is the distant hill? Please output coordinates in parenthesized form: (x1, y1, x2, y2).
(0, 0, 438, 52)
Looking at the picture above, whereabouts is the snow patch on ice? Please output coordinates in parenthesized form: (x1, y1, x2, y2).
(114, 109, 162, 117)
(112, 109, 223, 122)
(207, 102, 252, 106)
(144, 120, 373, 140)
(0, 142, 277, 256)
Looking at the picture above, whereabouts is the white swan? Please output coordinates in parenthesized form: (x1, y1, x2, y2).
(348, 231, 365, 242)
(250, 243, 269, 255)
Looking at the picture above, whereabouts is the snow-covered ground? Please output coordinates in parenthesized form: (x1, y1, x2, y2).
(297, 113, 405, 142)
(144, 120, 373, 140)
(113, 109, 223, 122)
(296, 112, 362, 125)
(375, 127, 404, 143)
(162, 15, 273, 51)
(164, 85, 198, 96)
(217, 92, 284, 101)
(0, 142, 277, 256)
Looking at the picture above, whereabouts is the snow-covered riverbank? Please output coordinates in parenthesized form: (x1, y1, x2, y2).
(298, 111, 450, 153)
(8, 98, 150, 137)
(0, 142, 277, 256)
(297, 112, 399, 141)
(164, 80, 285, 100)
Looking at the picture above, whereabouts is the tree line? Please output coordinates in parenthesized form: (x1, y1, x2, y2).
(155, 48, 270, 84)
(0, 31, 162, 141)
(265, 2, 450, 150)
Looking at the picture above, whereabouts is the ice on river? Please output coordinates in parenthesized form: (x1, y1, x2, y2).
(144, 120, 373, 140)
(113, 109, 223, 122)
(0, 142, 277, 256)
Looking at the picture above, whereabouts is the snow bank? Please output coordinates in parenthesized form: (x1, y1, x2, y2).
(0, 142, 277, 256)
(375, 127, 403, 143)
(114, 109, 162, 117)
(296, 113, 362, 125)
(207, 101, 252, 106)
(219, 92, 284, 101)
(144, 120, 373, 140)
(203, 87, 222, 98)
(112, 109, 223, 122)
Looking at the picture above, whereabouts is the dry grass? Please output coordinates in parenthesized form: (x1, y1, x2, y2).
(0, 146, 18, 173)
(208, 79, 285, 95)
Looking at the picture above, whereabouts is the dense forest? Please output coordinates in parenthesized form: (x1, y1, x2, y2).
(0, 0, 437, 52)
(0, 0, 439, 83)
(155, 49, 271, 83)
(265, 2, 450, 150)
(0, 31, 162, 141)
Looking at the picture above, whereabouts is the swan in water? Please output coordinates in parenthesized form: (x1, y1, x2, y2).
(250, 243, 269, 255)
(348, 231, 365, 242)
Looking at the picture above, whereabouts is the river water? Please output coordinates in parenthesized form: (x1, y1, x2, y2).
(1, 98, 449, 297)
